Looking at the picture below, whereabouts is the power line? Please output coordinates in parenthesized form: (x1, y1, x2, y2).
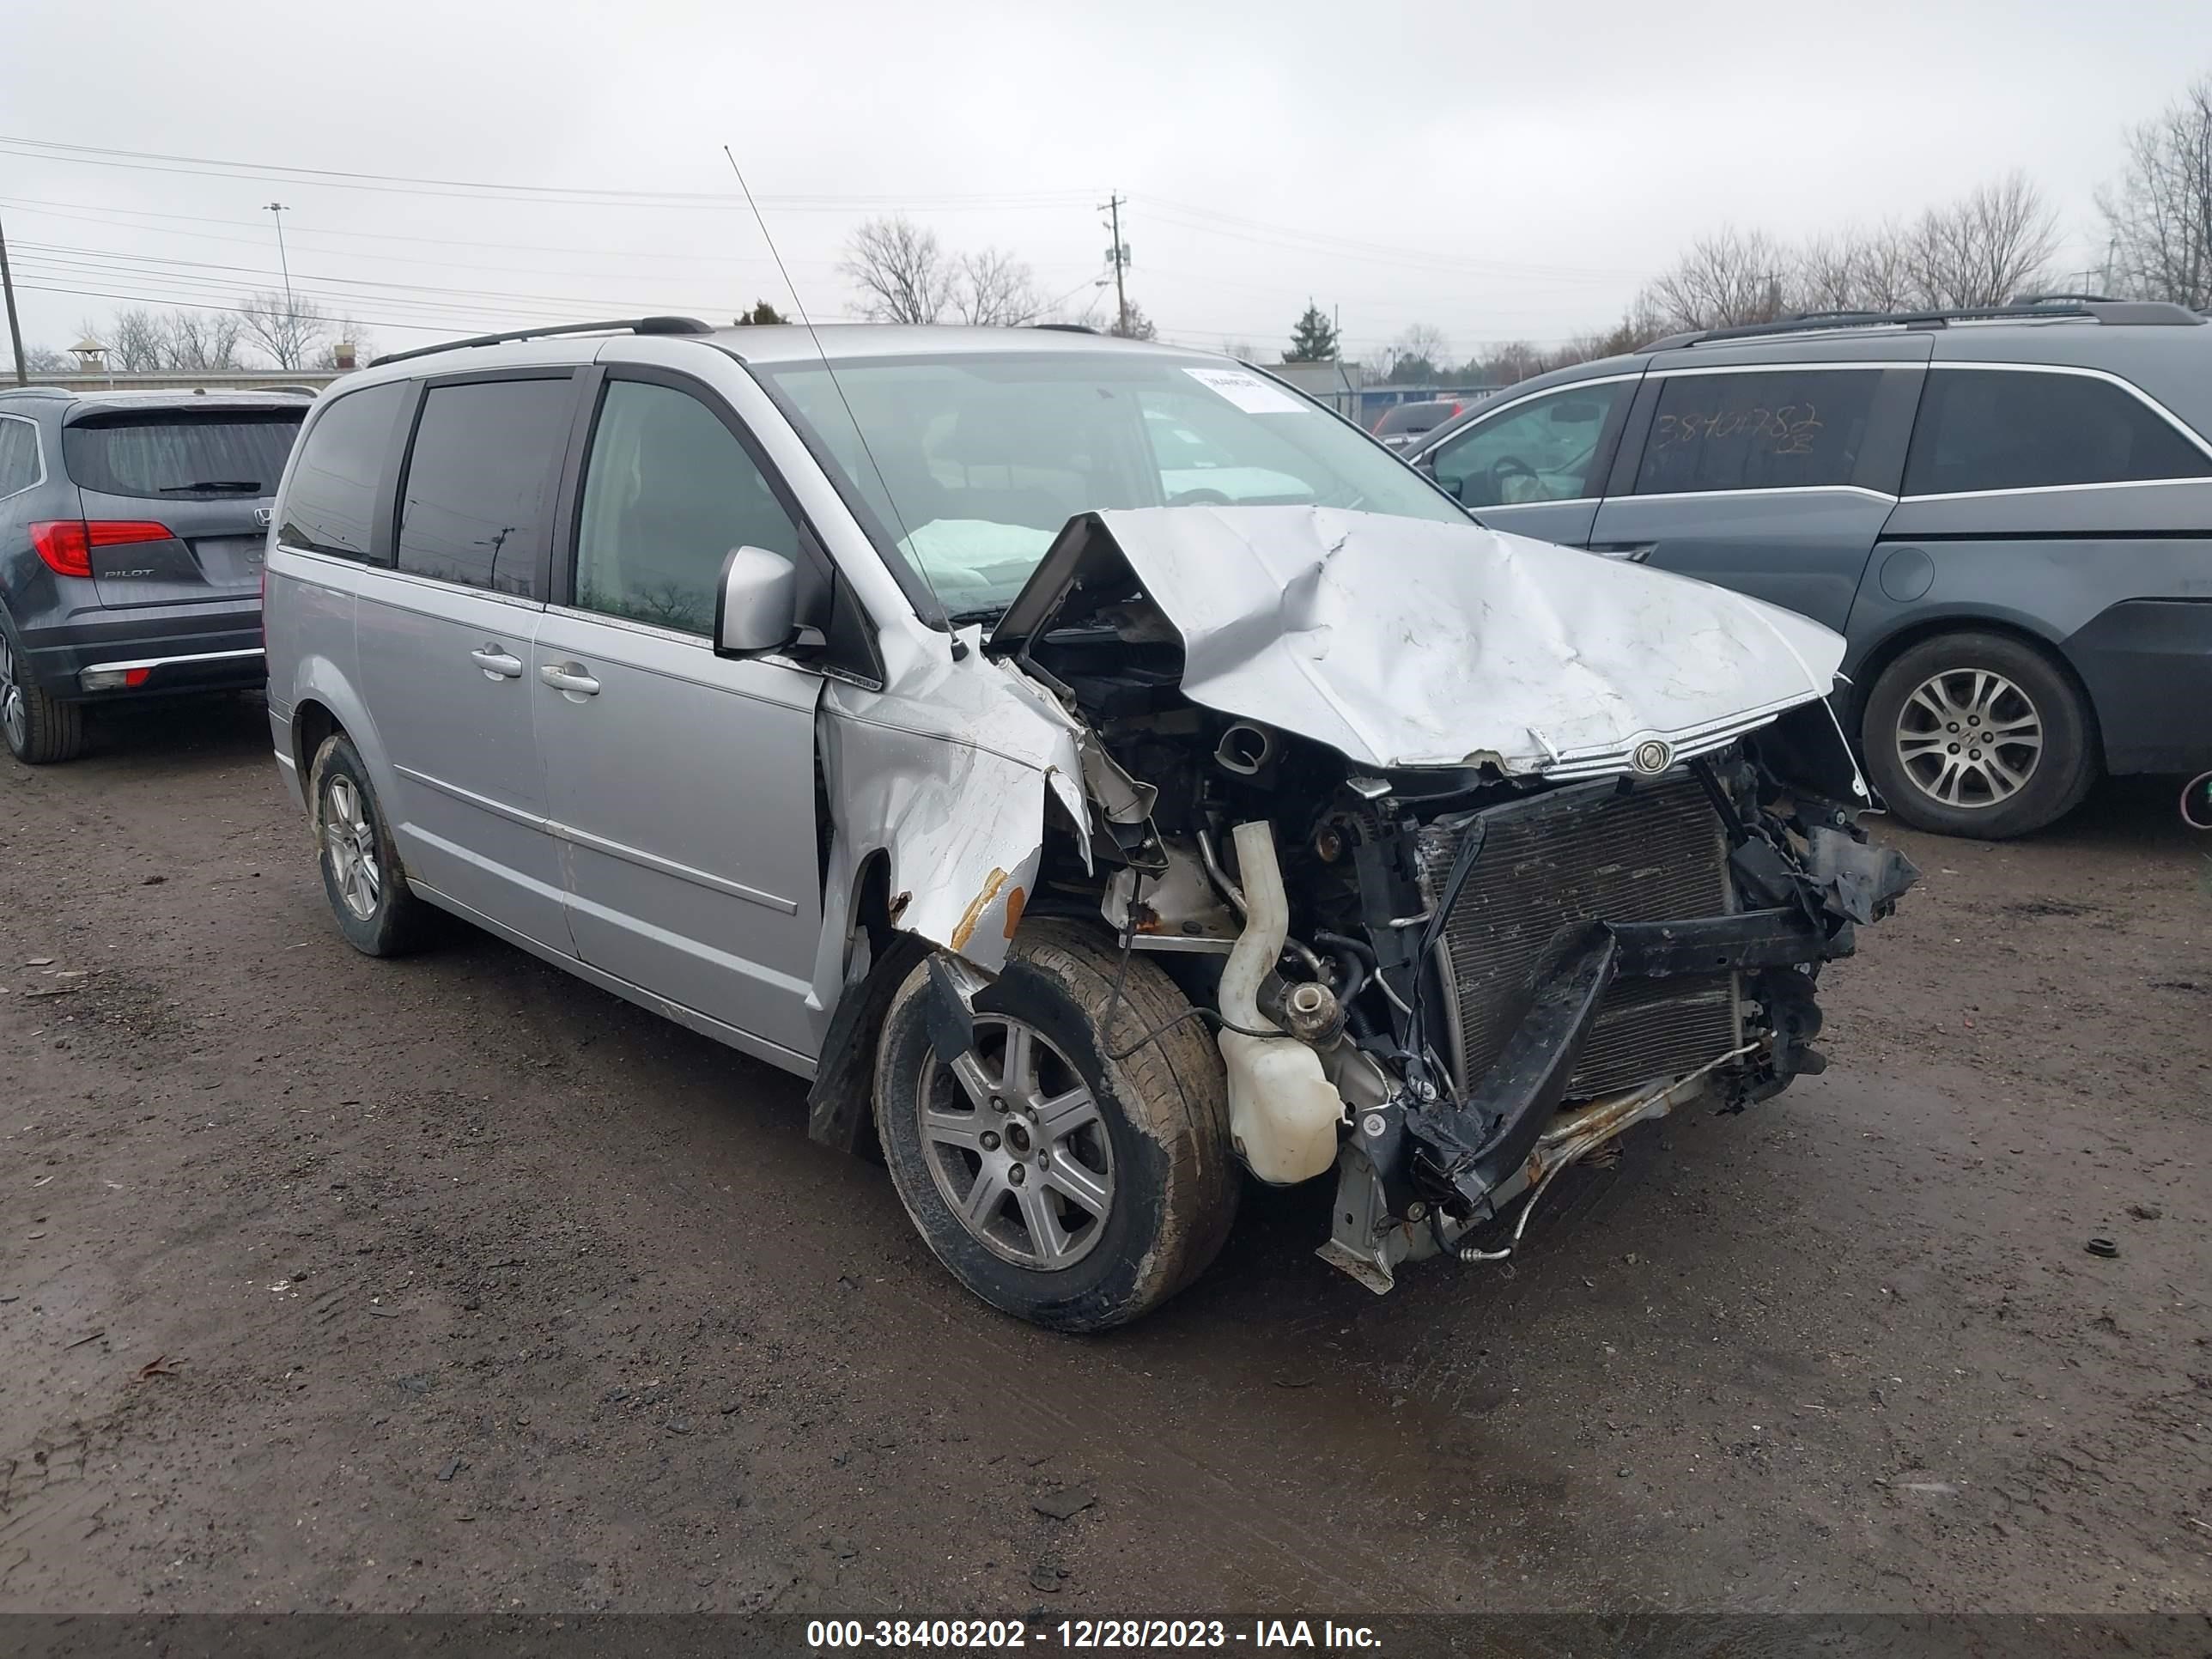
(3, 279, 557, 339)
(7, 241, 743, 317)
(1139, 197, 1642, 283)
(0, 192, 839, 270)
(0, 136, 1096, 213)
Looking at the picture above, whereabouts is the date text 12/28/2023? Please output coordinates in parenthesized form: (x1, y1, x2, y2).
(805, 1619, 1384, 1649)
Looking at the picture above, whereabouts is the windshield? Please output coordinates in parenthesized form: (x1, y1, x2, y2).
(752, 351, 1465, 618)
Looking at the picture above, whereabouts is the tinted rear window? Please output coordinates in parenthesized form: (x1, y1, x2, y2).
(64, 410, 304, 499)
(1634, 368, 1881, 495)
(396, 376, 574, 597)
(1376, 402, 1453, 434)
(280, 383, 407, 561)
(1904, 368, 2212, 495)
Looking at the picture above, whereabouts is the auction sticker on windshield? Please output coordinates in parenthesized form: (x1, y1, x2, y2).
(1182, 366, 1310, 416)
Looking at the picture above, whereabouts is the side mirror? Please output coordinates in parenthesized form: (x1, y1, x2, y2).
(714, 545, 797, 657)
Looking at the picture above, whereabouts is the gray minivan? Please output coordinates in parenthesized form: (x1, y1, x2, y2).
(261, 318, 1909, 1330)
(1402, 300, 2212, 837)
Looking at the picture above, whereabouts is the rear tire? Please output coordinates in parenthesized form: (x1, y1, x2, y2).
(1861, 631, 2097, 839)
(0, 621, 86, 765)
(873, 921, 1238, 1332)
(308, 733, 435, 957)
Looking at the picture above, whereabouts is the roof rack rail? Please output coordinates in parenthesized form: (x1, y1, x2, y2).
(369, 315, 714, 368)
(1644, 297, 2204, 351)
(1028, 322, 1097, 334)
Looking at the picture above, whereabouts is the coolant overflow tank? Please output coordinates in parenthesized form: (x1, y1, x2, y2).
(1216, 818, 1344, 1185)
(1220, 1030, 1345, 1184)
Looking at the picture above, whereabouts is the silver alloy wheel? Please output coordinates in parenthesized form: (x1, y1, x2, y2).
(322, 774, 382, 921)
(0, 635, 26, 755)
(917, 1015, 1115, 1271)
(1894, 668, 2044, 810)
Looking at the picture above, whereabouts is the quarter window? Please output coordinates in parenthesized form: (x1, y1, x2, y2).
(572, 380, 804, 637)
(1633, 369, 1880, 496)
(277, 382, 407, 560)
(1903, 368, 2212, 495)
(0, 416, 38, 496)
(396, 377, 574, 596)
(1428, 383, 1628, 508)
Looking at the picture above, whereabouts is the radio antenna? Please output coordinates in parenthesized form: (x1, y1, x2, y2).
(720, 146, 948, 634)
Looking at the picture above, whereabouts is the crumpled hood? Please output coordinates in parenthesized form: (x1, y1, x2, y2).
(1066, 506, 1847, 777)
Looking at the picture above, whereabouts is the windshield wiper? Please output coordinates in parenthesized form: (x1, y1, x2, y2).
(945, 606, 1005, 627)
(158, 479, 262, 493)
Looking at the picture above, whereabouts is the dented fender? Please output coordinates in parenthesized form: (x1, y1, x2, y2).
(816, 629, 1091, 978)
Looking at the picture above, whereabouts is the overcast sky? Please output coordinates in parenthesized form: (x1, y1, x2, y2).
(2, 0, 2203, 367)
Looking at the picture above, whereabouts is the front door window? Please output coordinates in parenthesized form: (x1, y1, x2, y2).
(1428, 384, 1629, 508)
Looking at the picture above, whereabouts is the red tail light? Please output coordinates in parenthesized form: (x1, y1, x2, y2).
(29, 520, 174, 579)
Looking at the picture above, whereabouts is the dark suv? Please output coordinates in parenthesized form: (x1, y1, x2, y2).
(0, 386, 310, 763)
(1401, 300, 2212, 837)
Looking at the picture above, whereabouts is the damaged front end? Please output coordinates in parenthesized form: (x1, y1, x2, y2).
(827, 505, 1916, 1296)
(1304, 728, 1914, 1291)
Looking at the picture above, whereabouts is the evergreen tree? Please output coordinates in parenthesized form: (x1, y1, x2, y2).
(1285, 301, 1338, 362)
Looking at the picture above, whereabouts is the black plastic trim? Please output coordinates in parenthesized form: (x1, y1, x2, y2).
(368, 315, 712, 368)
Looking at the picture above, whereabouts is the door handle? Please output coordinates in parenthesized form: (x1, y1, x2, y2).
(539, 661, 601, 696)
(469, 645, 524, 679)
(1588, 542, 1656, 562)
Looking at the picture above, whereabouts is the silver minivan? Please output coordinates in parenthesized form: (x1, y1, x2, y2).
(263, 319, 1911, 1331)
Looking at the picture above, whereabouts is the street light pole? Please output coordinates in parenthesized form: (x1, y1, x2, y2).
(264, 202, 295, 364)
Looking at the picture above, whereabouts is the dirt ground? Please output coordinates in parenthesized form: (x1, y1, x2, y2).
(2, 696, 2207, 1617)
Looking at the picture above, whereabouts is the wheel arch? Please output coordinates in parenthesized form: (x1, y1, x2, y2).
(279, 659, 399, 812)
(1847, 611, 2105, 762)
(290, 696, 343, 782)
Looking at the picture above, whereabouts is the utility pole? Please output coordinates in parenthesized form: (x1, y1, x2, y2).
(0, 210, 26, 386)
(264, 202, 295, 364)
(1099, 193, 1129, 336)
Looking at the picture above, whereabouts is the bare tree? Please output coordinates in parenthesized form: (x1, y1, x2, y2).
(1640, 226, 1796, 332)
(3, 343, 70, 375)
(952, 248, 1042, 326)
(240, 289, 329, 371)
(2100, 75, 2212, 308)
(1903, 173, 2057, 307)
(1472, 339, 1547, 385)
(1221, 338, 1260, 362)
(165, 309, 246, 371)
(1796, 224, 1920, 314)
(1390, 322, 1450, 381)
(107, 308, 171, 373)
(842, 216, 954, 324)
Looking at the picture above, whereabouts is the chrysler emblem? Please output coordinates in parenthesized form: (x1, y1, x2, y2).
(1631, 738, 1674, 775)
(254, 507, 273, 528)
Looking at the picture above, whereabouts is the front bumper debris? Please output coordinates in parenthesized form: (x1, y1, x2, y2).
(1316, 752, 1917, 1293)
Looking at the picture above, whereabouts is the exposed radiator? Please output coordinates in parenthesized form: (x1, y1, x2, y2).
(1416, 773, 1740, 1100)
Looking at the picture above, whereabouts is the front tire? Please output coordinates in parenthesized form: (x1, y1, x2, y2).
(1861, 632, 2097, 839)
(873, 921, 1238, 1332)
(308, 733, 435, 957)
